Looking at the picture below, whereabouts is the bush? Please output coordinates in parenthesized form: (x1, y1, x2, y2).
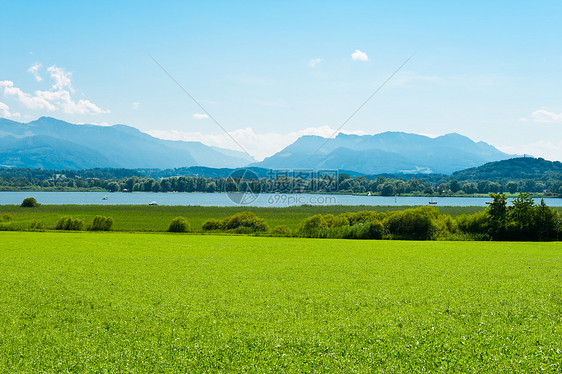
(0, 222, 16, 231)
(202, 219, 223, 231)
(298, 213, 384, 239)
(0, 214, 12, 222)
(435, 214, 458, 238)
(383, 206, 439, 240)
(298, 214, 324, 234)
(90, 216, 114, 231)
(221, 212, 269, 232)
(343, 211, 386, 226)
(350, 221, 384, 239)
(457, 211, 489, 235)
(168, 216, 190, 232)
(28, 220, 44, 230)
(55, 216, 84, 231)
(272, 225, 292, 237)
(21, 197, 40, 208)
(201, 212, 269, 233)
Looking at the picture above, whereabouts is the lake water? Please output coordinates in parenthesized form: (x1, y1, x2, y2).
(1, 191, 560, 207)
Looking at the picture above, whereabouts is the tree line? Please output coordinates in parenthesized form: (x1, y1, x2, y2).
(0, 172, 560, 196)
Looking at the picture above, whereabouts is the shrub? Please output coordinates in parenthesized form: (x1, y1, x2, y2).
(0, 222, 15, 231)
(168, 216, 190, 232)
(350, 221, 384, 239)
(90, 216, 114, 231)
(21, 197, 40, 208)
(233, 226, 256, 235)
(326, 225, 354, 239)
(343, 211, 386, 226)
(201, 212, 269, 233)
(272, 225, 292, 237)
(0, 214, 12, 222)
(321, 214, 350, 228)
(221, 212, 269, 232)
(435, 214, 458, 238)
(298, 214, 324, 234)
(28, 220, 44, 230)
(457, 211, 489, 235)
(55, 216, 84, 231)
(298, 213, 384, 239)
(202, 219, 223, 231)
(383, 206, 439, 240)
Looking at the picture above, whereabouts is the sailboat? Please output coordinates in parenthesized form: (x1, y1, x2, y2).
(429, 198, 437, 204)
(101, 195, 108, 200)
(367, 191, 372, 196)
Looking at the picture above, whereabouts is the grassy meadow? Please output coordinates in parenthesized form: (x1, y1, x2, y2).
(0, 204, 486, 232)
(1, 231, 560, 372)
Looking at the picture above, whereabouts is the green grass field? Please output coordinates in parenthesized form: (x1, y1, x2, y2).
(0, 204, 486, 232)
(1, 232, 560, 372)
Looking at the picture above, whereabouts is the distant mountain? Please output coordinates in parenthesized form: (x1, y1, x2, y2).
(0, 117, 254, 170)
(451, 157, 562, 181)
(252, 132, 513, 174)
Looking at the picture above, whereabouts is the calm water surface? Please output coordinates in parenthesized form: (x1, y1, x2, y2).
(1, 192, 560, 207)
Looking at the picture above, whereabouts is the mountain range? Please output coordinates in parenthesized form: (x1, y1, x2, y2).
(0, 117, 254, 170)
(0, 117, 515, 174)
(251, 132, 513, 174)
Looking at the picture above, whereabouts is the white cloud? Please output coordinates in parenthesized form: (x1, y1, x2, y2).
(47, 66, 73, 92)
(192, 113, 209, 120)
(132, 102, 140, 110)
(0, 101, 9, 117)
(27, 63, 43, 82)
(531, 109, 562, 123)
(146, 126, 368, 161)
(308, 58, 323, 68)
(351, 50, 369, 61)
(0, 101, 21, 119)
(0, 65, 109, 115)
(76, 121, 110, 126)
(0, 80, 55, 111)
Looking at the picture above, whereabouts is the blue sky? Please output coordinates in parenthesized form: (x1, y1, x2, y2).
(1, 0, 561, 160)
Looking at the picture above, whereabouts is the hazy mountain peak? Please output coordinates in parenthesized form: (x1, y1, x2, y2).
(0, 117, 255, 170)
(253, 131, 513, 174)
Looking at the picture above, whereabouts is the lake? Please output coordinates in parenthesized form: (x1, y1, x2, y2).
(1, 191, 560, 207)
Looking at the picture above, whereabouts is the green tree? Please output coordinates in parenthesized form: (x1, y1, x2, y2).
(506, 181, 518, 194)
(20, 197, 40, 208)
(507, 193, 535, 240)
(160, 179, 172, 192)
(478, 180, 490, 193)
(107, 182, 119, 192)
(533, 199, 559, 241)
(462, 182, 478, 194)
(449, 180, 461, 193)
(380, 182, 396, 196)
(486, 193, 508, 240)
(168, 217, 190, 232)
(206, 181, 217, 193)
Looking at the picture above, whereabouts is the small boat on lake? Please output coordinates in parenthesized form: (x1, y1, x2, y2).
(101, 195, 108, 200)
(429, 198, 437, 204)
(148, 201, 158, 205)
